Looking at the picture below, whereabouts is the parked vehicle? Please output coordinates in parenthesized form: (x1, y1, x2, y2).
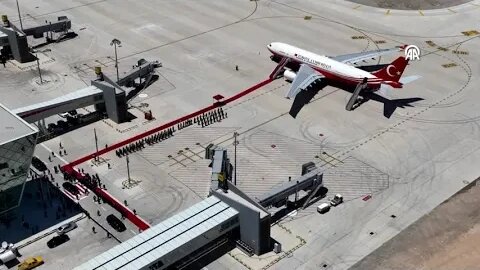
(66, 115, 79, 125)
(17, 256, 44, 270)
(56, 221, 77, 235)
(47, 123, 57, 131)
(330, 194, 343, 206)
(57, 120, 69, 130)
(62, 182, 79, 195)
(317, 203, 330, 214)
(106, 214, 126, 232)
(47, 234, 69, 248)
(31, 156, 47, 172)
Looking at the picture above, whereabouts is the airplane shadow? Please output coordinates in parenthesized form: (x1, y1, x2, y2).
(289, 80, 328, 118)
(360, 92, 424, 118)
(289, 80, 423, 119)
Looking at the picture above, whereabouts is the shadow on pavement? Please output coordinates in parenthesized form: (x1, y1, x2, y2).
(0, 177, 82, 244)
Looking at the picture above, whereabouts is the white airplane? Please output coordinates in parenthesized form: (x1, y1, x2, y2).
(267, 42, 413, 102)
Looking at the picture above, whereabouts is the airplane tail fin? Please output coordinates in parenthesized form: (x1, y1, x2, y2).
(372, 56, 409, 85)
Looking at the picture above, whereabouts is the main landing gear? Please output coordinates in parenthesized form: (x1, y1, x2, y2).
(346, 77, 368, 111)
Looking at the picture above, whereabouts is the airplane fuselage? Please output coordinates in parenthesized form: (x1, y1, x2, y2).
(268, 43, 382, 90)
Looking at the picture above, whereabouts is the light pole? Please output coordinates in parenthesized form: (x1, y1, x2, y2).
(94, 128, 99, 161)
(126, 153, 131, 184)
(233, 132, 239, 186)
(110, 38, 121, 82)
(36, 54, 43, 84)
(16, 0, 23, 31)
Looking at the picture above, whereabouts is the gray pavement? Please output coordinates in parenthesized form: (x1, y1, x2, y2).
(0, 0, 479, 269)
(345, 0, 473, 10)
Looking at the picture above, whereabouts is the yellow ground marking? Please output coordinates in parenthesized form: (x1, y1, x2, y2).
(442, 63, 457, 68)
(452, 50, 469, 55)
(418, 10, 424, 16)
(425, 40, 436, 47)
(461, 30, 479, 36)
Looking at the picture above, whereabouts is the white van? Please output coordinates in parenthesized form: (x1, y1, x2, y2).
(317, 203, 330, 214)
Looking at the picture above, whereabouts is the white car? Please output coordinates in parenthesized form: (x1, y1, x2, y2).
(58, 112, 69, 118)
(317, 203, 330, 214)
(56, 221, 77, 235)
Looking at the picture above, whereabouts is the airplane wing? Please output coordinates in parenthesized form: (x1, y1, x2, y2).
(285, 64, 324, 99)
(330, 47, 402, 65)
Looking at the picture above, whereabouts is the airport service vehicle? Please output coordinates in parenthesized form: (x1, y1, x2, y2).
(106, 214, 126, 232)
(317, 203, 330, 214)
(330, 194, 343, 206)
(47, 234, 69, 249)
(62, 182, 79, 195)
(17, 256, 44, 270)
(56, 221, 77, 235)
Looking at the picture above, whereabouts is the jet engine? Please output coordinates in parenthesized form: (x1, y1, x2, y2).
(283, 69, 296, 82)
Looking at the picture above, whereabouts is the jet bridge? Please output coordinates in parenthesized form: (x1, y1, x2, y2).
(0, 15, 72, 63)
(12, 60, 160, 124)
(257, 164, 323, 209)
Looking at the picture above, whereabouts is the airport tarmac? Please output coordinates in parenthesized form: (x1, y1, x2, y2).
(0, 0, 480, 269)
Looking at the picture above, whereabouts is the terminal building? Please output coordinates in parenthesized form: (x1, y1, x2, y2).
(75, 147, 323, 270)
(0, 103, 38, 215)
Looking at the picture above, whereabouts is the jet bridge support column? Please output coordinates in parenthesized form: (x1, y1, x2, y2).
(346, 77, 368, 111)
(92, 67, 127, 123)
(0, 15, 35, 63)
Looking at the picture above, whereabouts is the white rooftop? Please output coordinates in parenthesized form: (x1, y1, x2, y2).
(0, 103, 37, 144)
(74, 196, 239, 270)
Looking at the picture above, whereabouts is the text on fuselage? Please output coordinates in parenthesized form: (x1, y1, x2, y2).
(295, 54, 331, 70)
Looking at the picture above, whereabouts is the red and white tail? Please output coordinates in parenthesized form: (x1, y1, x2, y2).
(372, 56, 409, 88)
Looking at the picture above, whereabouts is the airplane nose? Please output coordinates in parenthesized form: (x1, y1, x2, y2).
(267, 43, 274, 53)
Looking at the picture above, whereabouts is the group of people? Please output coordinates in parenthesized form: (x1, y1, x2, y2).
(145, 127, 176, 146)
(177, 118, 193, 130)
(113, 107, 228, 158)
(115, 141, 145, 157)
(115, 127, 176, 157)
(196, 107, 227, 128)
